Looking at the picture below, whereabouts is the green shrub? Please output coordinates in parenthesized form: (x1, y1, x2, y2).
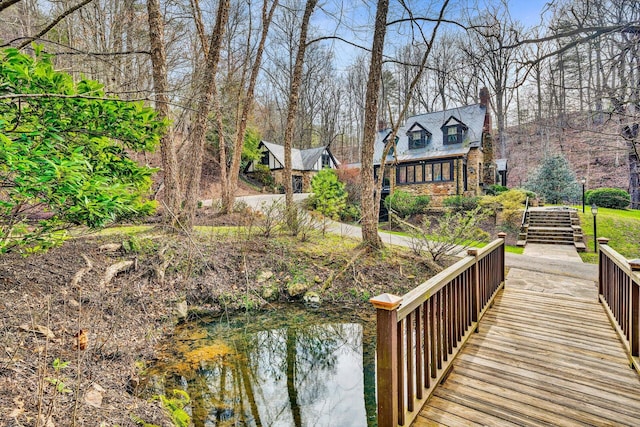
(252, 164, 275, 187)
(518, 188, 537, 200)
(480, 189, 527, 228)
(309, 168, 347, 220)
(384, 190, 430, 218)
(485, 184, 508, 195)
(584, 189, 594, 204)
(524, 154, 580, 203)
(586, 188, 630, 209)
(443, 195, 480, 212)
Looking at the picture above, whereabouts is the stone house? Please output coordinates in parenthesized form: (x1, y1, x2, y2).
(374, 90, 495, 206)
(245, 141, 339, 192)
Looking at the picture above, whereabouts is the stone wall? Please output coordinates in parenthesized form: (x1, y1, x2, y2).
(271, 169, 317, 192)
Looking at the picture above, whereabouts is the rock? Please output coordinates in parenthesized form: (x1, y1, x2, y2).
(261, 284, 279, 301)
(84, 384, 104, 408)
(175, 301, 188, 320)
(256, 270, 274, 283)
(287, 282, 308, 297)
(303, 291, 320, 306)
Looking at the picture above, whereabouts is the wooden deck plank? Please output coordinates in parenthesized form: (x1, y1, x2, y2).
(415, 286, 640, 427)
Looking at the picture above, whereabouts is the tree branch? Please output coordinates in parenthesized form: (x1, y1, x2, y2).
(0, 0, 21, 13)
(18, 0, 95, 49)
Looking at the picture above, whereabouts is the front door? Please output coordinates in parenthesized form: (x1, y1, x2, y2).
(292, 176, 303, 193)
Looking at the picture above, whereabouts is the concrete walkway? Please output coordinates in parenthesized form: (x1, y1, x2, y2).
(508, 243, 597, 300)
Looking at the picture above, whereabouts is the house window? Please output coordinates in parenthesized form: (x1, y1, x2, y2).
(408, 129, 430, 149)
(398, 166, 407, 184)
(396, 160, 454, 185)
(442, 162, 451, 180)
(406, 165, 415, 183)
(433, 163, 442, 181)
(260, 150, 270, 166)
(445, 126, 460, 144)
(321, 153, 330, 168)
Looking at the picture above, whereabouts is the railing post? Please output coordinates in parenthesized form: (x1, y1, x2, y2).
(370, 293, 403, 427)
(629, 259, 640, 358)
(467, 248, 480, 329)
(597, 237, 610, 297)
(498, 232, 506, 283)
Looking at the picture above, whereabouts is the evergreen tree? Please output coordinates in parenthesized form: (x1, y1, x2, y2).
(524, 154, 580, 204)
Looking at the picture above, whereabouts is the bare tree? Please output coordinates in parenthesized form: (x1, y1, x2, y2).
(219, 0, 279, 213)
(147, 0, 181, 224)
(180, 0, 231, 228)
(282, 0, 318, 227)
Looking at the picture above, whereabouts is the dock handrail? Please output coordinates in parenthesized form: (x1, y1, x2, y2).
(598, 238, 640, 372)
(370, 234, 506, 427)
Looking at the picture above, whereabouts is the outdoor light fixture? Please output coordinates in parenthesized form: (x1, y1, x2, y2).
(581, 178, 586, 213)
(591, 203, 598, 252)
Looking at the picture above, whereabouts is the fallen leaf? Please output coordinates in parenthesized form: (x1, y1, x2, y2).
(9, 397, 24, 417)
(73, 329, 87, 351)
(19, 324, 55, 339)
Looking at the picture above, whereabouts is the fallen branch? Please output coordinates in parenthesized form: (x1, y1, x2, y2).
(70, 254, 93, 287)
(100, 260, 134, 286)
(321, 248, 366, 291)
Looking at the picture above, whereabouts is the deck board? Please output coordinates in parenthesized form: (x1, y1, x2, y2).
(415, 287, 640, 426)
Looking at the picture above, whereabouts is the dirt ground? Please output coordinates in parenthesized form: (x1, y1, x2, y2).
(0, 212, 447, 426)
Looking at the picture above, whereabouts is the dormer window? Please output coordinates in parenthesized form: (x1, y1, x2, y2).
(406, 123, 431, 149)
(441, 116, 468, 145)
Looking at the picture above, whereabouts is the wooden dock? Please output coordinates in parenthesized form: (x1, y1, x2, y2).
(413, 287, 640, 426)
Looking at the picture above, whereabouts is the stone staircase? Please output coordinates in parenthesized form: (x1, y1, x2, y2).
(517, 209, 586, 251)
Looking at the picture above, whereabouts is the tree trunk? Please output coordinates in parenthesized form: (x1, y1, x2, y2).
(359, 0, 389, 250)
(180, 0, 230, 229)
(282, 0, 318, 229)
(147, 0, 181, 225)
(630, 143, 640, 209)
(221, 0, 279, 213)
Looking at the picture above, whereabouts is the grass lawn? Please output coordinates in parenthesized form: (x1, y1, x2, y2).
(573, 206, 640, 262)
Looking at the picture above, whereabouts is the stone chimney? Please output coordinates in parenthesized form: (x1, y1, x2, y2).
(479, 87, 495, 186)
(479, 87, 490, 108)
(479, 87, 492, 133)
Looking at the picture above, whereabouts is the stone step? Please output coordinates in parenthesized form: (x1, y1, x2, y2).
(574, 241, 587, 252)
(528, 220, 573, 225)
(526, 238, 576, 245)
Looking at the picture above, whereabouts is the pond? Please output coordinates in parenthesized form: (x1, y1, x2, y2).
(143, 304, 378, 427)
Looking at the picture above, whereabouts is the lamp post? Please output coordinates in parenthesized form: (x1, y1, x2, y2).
(591, 204, 598, 252)
(581, 178, 586, 213)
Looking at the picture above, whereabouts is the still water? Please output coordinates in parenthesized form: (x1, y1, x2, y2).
(144, 304, 378, 427)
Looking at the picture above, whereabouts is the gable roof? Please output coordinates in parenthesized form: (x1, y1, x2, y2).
(374, 103, 487, 165)
(260, 140, 333, 170)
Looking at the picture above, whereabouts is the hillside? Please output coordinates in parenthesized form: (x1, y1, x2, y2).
(504, 113, 630, 192)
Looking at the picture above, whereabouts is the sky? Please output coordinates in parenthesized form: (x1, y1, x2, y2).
(312, 0, 553, 71)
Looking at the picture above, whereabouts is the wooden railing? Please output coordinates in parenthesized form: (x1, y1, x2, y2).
(370, 234, 506, 427)
(597, 237, 640, 372)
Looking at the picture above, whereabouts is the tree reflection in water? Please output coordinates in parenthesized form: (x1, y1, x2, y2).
(144, 305, 377, 426)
